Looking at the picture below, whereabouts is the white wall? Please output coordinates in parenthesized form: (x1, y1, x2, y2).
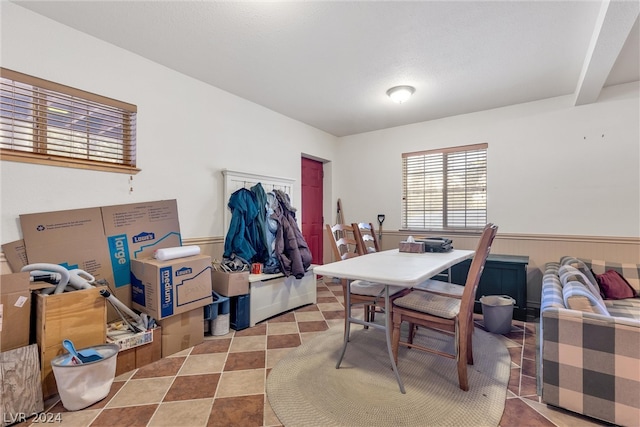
(337, 82, 640, 238)
(2, 3, 639, 247)
(0, 3, 337, 244)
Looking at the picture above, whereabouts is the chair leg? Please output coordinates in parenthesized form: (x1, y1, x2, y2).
(457, 317, 470, 391)
(363, 305, 370, 329)
(408, 322, 416, 345)
(457, 355, 469, 391)
(467, 313, 474, 365)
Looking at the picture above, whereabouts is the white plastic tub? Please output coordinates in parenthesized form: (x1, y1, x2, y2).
(50, 343, 119, 411)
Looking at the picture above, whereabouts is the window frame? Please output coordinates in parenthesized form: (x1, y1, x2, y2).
(401, 143, 488, 231)
(0, 68, 139, 174)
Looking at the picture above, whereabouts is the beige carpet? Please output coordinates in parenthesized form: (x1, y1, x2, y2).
(267, 324, 510, 427)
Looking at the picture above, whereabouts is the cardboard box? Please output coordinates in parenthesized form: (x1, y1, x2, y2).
(19, 200, 181, 321)
(158, 309, 204, 357)
(0, 273, 32, 352)
(399, 241, 426, 253)
(101, 200, 182, 308)
(0, 240, 28, 272)
(20, 207, 112, 283)
(212, 270, 249, 297)
(107, 328, 154, 351)
(114, 327, 162, 377)
(35, 287, 106, 400)
(131, 254, 213, 320)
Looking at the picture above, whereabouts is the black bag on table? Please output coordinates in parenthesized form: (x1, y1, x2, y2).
(417, 237, 453, 253)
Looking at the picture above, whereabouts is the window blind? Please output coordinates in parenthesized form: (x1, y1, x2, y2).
(402, 143, 487, 230)
(0, 68, 137, 170)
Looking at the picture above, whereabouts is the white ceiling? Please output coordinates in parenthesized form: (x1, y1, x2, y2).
(11, 0, 640, 137)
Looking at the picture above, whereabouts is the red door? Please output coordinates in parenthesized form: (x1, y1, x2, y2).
(301, 157, 324, 265)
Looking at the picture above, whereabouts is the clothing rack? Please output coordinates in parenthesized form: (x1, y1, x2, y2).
(221, 169, 295, 232)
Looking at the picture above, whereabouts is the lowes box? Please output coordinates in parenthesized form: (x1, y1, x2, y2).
(101, 200, 182, 308)
(19, 200, 181, 321)
(130, 254, 213, 320)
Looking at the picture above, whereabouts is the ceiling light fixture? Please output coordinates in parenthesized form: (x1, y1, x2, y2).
(386, 85, 415, 104)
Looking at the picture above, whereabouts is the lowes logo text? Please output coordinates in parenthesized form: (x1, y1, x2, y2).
(133, 232, 155, 243)
(176, 267, 192, 277)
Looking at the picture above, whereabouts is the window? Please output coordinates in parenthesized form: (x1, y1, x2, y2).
(1, 68, 138, 173)
(402, 143, 487, 230)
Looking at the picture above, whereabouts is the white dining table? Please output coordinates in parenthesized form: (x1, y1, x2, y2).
(313, 248, 475, 393)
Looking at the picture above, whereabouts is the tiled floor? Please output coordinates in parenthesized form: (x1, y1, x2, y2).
(23, 279, 607, 427)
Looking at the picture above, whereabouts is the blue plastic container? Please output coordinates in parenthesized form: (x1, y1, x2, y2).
(203, 291, 230, 321)
(230, 294, 250, 330)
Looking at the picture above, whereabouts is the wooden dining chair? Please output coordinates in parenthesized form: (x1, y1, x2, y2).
(352, 222, 388, 323)
(391, 223, 498, 391)
(325, 223, 409, 330)
(326, 223, 361, 261)
(352, 222, 380, 254)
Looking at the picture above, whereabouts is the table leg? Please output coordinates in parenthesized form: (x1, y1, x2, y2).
(336, 279, 351, 368)
(384, 285, 406, 394)
(335, 282, 406, 394)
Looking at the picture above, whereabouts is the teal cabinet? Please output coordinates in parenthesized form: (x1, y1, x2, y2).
(440, 254, 529, 321)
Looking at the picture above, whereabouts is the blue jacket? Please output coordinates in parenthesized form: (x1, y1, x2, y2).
(250, 183, 270, 263)
(223, 188, 262, 262)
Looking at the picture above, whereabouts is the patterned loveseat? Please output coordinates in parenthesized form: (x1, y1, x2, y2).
(539, 257, 640, 426)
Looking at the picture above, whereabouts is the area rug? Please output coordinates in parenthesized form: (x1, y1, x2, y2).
(266, 324, 510, 427)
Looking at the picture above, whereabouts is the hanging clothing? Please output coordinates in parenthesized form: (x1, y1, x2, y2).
(223, 188, 262, 263)
(272, 189, 312, 279)
(263, 191, 280, 274)
(250, 183, 270, 263)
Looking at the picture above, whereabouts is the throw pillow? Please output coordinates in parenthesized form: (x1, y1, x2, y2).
(596, 269, 637, 300)
(562, 280, 611, 316)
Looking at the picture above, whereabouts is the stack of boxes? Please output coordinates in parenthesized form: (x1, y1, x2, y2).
(130, 253, 212, 357)
(0, 199, 215, 401)
(211, 269, 251, 330)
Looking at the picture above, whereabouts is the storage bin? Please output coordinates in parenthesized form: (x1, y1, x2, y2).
(204, 291, 231, 336)
(203, 291, 230, 320)
(50, 343, 119, 411)
(211, 313, 230, 336)
(230, 294, 250, 331)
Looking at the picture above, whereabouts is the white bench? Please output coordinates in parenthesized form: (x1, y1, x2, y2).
(247, 265, 317, 327)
